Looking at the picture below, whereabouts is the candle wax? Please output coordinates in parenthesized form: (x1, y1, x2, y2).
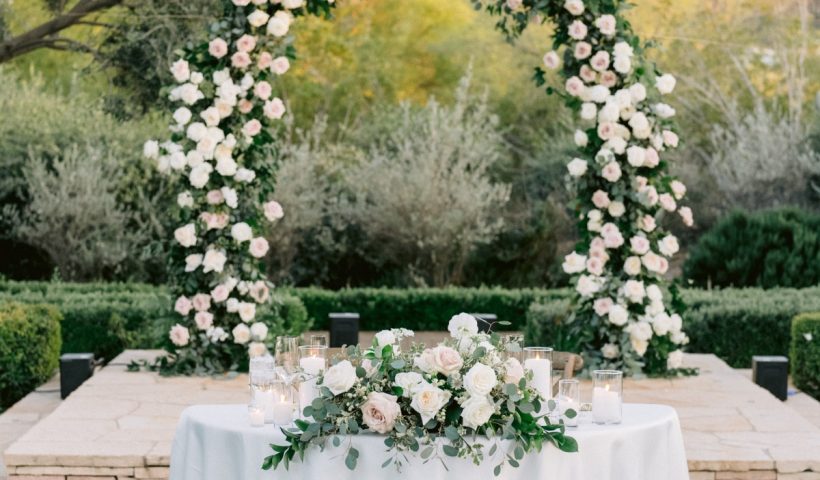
(592, 385, 621, 424)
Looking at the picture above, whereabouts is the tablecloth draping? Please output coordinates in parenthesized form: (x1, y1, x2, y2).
(169, 403, 688, 480)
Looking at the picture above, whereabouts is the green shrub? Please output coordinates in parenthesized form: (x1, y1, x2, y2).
(791, 313, 820, 400)
(684, 209, 820, 288)
(525, 287, 820, 368)
(290, 287, 570, 331)
(0, 302, 62, 409)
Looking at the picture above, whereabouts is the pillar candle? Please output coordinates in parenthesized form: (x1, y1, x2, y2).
(592, 385, 621, 424)
(524, 357, 552, 402)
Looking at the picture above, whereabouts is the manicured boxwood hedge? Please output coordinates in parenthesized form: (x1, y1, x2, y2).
(525, 287, 820, 368)
(0, 302, 62, 409)
(791, 313, 820, 400)
(289, 287, 571, 331)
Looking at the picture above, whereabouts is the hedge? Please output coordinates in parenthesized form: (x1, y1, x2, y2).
(289, 287, 571, 331)
(0, 302, 62, 409)
(684, 209, 820, 289)
(525, 287, 820, 368)
(791, 313, 820, 400)
(0, 281, 309, 363)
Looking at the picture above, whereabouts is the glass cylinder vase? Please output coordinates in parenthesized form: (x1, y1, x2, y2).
(557, 379, 580, 427)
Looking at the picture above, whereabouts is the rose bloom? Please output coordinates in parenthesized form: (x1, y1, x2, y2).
(601, 222, 624, 248)
(243, 119, 262, 137)
(170, 59, 190, 83)
(564, 0, 584, 15)
(249, 280, 270, 303)
(233, 323, 251, 344)
(659, 234, 680, 257)
(253, 81, 272, 100)
(208, 38, 228, 58)
(543, 50, 560, 70)
(586, 84, 610, 103)
(271, 56, 291, 75)
(502, 357, 524, 384)
(597, 122, 616, 140)
(639, 214, 657, 232)
(623, 279, 646, 303)
(206, 189, 224, 205)
(679, 206, 694, 227)
(267, 11, 293, 37)
(568, 20, 588, 40)
(263, 200, 284, 221)
(593, 297, 613, 316)
(592, 190, 610, 209)
(599, 70, 618, 88)
(177, 191, 194, 208)
(263, 98, 286, 119)
(247, 9, 270, 28)
(659, 193, 677, 212)
(574, 130, 588, 147)
(184, 254, 202, 272)
(574, 41, 592, 60)
(662, 130, 679, 148)
(464, 362, 497, 397)
(565, 76, 585, 97)
(361, 392, 401, 434)
(202, 249, 227, 273)
(630, 235, 650, 255)
(562, 251, 587, 274)
(641, 251, 664, 273)
(576, 274, 601, 297)
(237, 99, 254, 114)
(586, 257, 604, 276)
(236, 34, 257, 53)
(211, 284, 230, 303)
(567, 158, 587, 177)
(461, 396, 495, 430)
(613, 55, 631, 74)
(642, 147, 659, 168)
(601, 161, 622, 182)
(249, 237, 269, 258)
(623, 256, 642, 276)
(255, 51, 273, 70)
(231, 51, 252, 69)
(671, 180, 686, 199)
(174, 296, 193, 316)
(174, 223, 197, 247)
(608, 304, 628, 326)
(579, 65, 597, 83)
(656, 73, 676, 94)
(322, 360, 357, 395)
(608, 201, 625, 217)
(192, 293, 211, 312)
(201, 212, 229, 230)
(595, 14, 616, 36)
(428, 345, 463, 375)
(589, 51, 610, 72)
(169, 324, 190, 347)
(194, 311, 213, 330)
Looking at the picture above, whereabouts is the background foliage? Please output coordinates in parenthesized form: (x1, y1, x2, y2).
(791, 312, 820, 400)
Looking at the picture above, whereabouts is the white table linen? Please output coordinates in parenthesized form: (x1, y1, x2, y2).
(169, 403, 688, 480)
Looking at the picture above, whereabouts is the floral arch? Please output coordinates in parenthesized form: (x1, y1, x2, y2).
(144, 0, 693, 376)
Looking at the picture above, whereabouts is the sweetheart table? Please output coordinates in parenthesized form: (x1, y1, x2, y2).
(169, 403, 688, 480)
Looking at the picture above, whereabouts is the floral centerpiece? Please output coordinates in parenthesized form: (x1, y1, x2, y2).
(262, 314, 578, 476)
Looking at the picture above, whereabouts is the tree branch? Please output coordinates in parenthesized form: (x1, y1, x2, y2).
(0, 0, 123, 63)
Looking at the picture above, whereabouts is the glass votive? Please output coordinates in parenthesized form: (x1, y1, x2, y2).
(271, 379, 296, 425)
(502, 334, 524, 362)
(248, 403, 265, 427)
(249, 354, 275, 423)
(592, 370, 623, 425)
(308, 333, 328, 347)
(523, 347, 554, 402)
(298, 345, 327, 376)
(557, 379, 580, 427)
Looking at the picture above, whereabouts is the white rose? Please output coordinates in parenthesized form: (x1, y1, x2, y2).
(654, 103, 676, 119)
(641, 251, 663, 273)
(567, 158, 588, 177)
(263, 200, 284, 221)
(608, 304, 628, 326)
(184, 253, 203, 272)
(375, 329, 397, 348)
(587, 85, 610, 103)
(249, 237, 269, 258)
(608, 201, 625, 217)
(189, 163, 211, 189)
(646, 284, 663, 302)
(430, 346, 464, 375)
(659, 235, 679, 257)
(594, 14, 616, 36)
(629, 83, 647, 103)
(652, 313, 672, 336)
(232, 323, 251, 344)
(448, 313, 478, 339)
(282, 0, 304, 8)
(601, 161, 622, 182)
(143, 140, 159, 159)
(202, 248, 227, 273)
(250, 322, 268, 340)
(271, 56, 291, 75)
(173, 107, 192, 126)
(174, 223, 197, 247)
(564, 0, 584, 15)
(562, 251, 587, 274)
(248, 342, 267, 358)
(177, 191, 194, 208)
(460, 395, 494, 430)
(322, 360, 357, 395)
(623, 256, 642, 276)
(623, 280, 646, 303)
(464, 362, 497, 397)
(671, 331, 689, 345)
(394, 372, 425, 397)
(267, 10, 293, 37)
(626, 146, 646, 167)
(662, 130, 679, 148)
(574, 130, 588, 147)
(247, 9, 270, 27)
(542, 51, 560, 70)
(667, 349, 683, 369)
(169, 324, 190, 347)
(602, 343, 620, 359)
(613, 55, 631, 74)
(656, 74, 676, 94)
(411, 384, 452, 424)
(238, 302, 256, 322)
(580, 102, 597, 120)
(568, 20, 588, 40)
(576, 274, 601, 297)
(195, 311, 213, 330)
(361, 392, 401, 434)
(170, 59, 190, 83)
(502, 357, 524, 384)
(565, 76, 586, 97)
(231, 222, 253, 243)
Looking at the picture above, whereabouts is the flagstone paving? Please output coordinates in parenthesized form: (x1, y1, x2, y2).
(3, 349, 820, 479)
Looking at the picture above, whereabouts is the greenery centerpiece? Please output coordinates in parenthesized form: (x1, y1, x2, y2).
(263, 314, 578, 476)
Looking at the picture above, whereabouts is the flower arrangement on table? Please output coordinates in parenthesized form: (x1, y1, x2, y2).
(262, 314, 578, 476)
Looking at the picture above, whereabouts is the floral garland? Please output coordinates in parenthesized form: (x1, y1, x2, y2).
(143, 0, 335, 372)
(479, 0, 694, 375)
(264, 314, 577, 475)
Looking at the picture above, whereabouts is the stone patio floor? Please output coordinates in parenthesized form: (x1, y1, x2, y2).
(3, 346, 820, 480)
